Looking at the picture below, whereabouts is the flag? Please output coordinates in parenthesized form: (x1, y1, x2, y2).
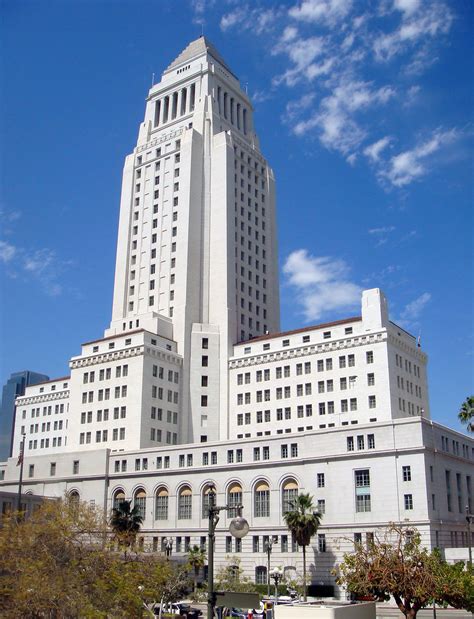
(16, 439, 24, 466)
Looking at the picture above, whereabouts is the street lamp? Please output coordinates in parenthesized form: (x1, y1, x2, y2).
(207, 486, 249, 619)
(466, 505, 473, 569)
(271, 567, 283, 606)
(264, 538, 273, 598)
(164, 537, 173, 561)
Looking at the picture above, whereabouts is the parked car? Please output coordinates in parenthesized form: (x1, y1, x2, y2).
(154, 602, 202, 618)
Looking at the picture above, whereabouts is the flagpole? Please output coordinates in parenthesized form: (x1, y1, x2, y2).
(16, 433, 26, 513)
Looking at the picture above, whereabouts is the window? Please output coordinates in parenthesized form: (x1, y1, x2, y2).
(154, 487, 168, 520)
(73, 460, 79, 474)
(318, 533, 326, 552)
(317, 499, 326, 514)
(228, 483, 243, 518)
(134, 489, 146, 519)
(368, 434, 375, 449)
(367, 373, 375, 386)
(281, 444, 288, 458)
(282, 480, 298, 514)
(404, 494, 413, 510)
(50, 462, 56, 476)
(347, 436, 354, 452)
(357, 435, 365, 450)
(255, 566, 267, 585)
(369, 395, 376, 409)
(254, 481, 270, 517)
(178, 487, 192, 519)
(28, 464, 34, 478)
(253, 536, 260, 553)
(366, 351, 374, 364)
(355, 469, 371, 512)
(317, 473, 325, 488)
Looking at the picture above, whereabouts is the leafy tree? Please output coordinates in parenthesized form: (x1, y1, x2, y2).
(334, 524, 474, 618)
(110, 499, 143, 552)
(283, 492, 322, 601)
(0, 497, 179, 618)
(187, 544, 207, 593)
(215, 556, 257, 593)
(458, 395, 474, 432)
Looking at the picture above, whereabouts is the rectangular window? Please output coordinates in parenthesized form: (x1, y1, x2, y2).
(347, 436, 354, 452)
(317, 499, 326, 514)
(366, 351, 374, 364)
(355, 469, 371, 513)
(402, 465, 411, 481)
(317, 473, 325, 487)
(318, 533, 326, 552)
(404, 494, 413, 510)
(368, 434, 375, 449)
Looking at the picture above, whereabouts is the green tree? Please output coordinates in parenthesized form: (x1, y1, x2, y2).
(458, 395, 474, 432)
(0, 497, 179, 618)
(334, 524, 474, 619)
(110, 499, 143, 551)
(215, 556, 257, 593)
(187, 544, 207, 594)
(283, 492, 322, 602)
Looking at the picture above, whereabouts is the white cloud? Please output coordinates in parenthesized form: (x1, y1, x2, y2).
(381, 128, 459, 187)
(364, 136, 392, 162)
(285, 93, 315, 122)
(273, 34, 327, 86)
(393, 0, 420, 16)
(368, 226, 396, 235)
(401, 292, 432, 321)
(283, 249, 362, 321)
(289, 0, 353, 26)
(293, 80, 395, 155)
(220, 6, 279, 35)
(374, 2, 453, 62)
(368, 225, 396, 246)
(0, 240, 16, 262)
(190, 0, 216, 24)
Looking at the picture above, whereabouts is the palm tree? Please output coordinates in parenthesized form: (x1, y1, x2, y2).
(458, 396, 474, 432)
(110, 500, 143, 552)
(187, 544, 207, 594)
(283, 493, 322, 602)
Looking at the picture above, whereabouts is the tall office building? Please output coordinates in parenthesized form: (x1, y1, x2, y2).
(1, 38, 472, 594)
(0, 371, 49, 460)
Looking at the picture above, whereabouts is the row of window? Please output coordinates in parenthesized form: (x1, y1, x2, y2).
(28, 420, 64, 433)
(395, 354, 421, 377)
(26, 404, 65, 419)
(441, 436, 472, 459)
(27, 436, 64, 450)
(151, 385, 179, 404)
(79, 428, 126, 444)
(81, 386, 128, 404)
(83, 366, 128, 383)
(153, 85, 196, 126)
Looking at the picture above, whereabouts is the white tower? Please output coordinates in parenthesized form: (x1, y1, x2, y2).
(106, 37, 280, 443)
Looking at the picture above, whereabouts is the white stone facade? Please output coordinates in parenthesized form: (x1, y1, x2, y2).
(1, 37, 473, 595)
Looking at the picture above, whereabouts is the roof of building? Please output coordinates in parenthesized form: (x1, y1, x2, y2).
(165, 36, 237, 78)
(237, 316, 362, 345)
(24, 376, 70, 387)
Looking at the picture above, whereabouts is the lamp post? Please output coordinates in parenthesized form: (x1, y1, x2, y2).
(16, 433, 26, 515)
(207, 486, 249, 619)
(264, 538, 273, 598)
(271, 567, 283, 606)
(466, 505, 473, 570)
(164, 537, 173, 561)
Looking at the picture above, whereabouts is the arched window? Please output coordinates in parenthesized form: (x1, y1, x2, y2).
(68, 490, 80, 502)
(254, 481, 270, 517)
(202, 485, 214, 518)
(113, 490, 125, 510)
(255, 565, 267, 585)
(155, 487, 168, 520)
(282, 479, 298, 515)
(227, 483, 242, 518)
(178, 486, 192, 520)
(134, 488, 146, 520)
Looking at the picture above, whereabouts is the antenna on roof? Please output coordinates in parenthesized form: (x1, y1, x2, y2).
(201, 23, 204, 37)
(151, 72, 155, 87)
(245, 82, 249, 94)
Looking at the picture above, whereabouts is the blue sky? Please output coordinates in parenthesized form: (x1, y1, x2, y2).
(0, 0, 472, 432)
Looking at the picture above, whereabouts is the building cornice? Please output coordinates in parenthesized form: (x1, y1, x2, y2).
(229, 331, 387, 369)
(16, 390, 70, 406)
